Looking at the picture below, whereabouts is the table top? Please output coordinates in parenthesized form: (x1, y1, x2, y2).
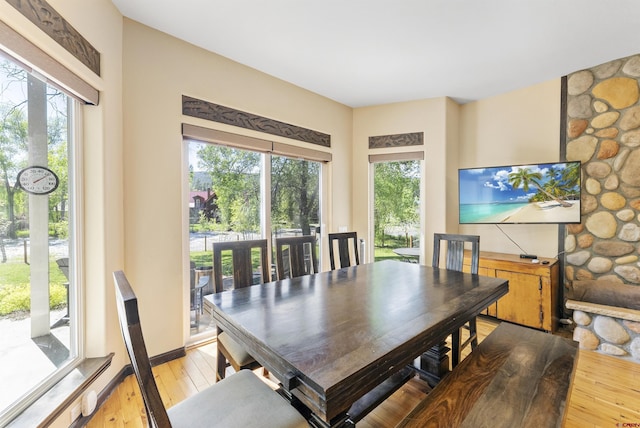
(207, 260, 508, 424)
(393, 247, 420, 257)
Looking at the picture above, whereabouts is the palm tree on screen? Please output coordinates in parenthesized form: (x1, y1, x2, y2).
(507, 167, 572, 207)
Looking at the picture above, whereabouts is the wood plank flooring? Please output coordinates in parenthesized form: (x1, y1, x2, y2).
(86, 318, 640, 427)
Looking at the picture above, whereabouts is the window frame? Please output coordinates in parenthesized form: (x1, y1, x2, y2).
(368, 151, 424, 264)
(183, 124, 329, 343)
(0, 29, 88, 426)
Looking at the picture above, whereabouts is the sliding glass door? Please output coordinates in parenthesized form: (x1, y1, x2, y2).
(0, 56, 79, 423)
(372, 159, 421, 262)
(186, 140, 322, 336)
(271, 156, 320, 237)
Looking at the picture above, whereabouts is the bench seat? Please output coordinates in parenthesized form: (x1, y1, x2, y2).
(396, 322, 578, 428)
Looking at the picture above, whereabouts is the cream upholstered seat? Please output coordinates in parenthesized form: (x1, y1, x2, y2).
(113, 270, 308, 428)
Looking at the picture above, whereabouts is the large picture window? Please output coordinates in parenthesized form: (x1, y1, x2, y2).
(0, 55, 80, 424)
(370, 153, 423, 263)
(184, 127, 326, 337)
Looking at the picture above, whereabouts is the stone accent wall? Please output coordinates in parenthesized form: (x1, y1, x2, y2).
(571, 308, 640, 359)
(565, 53, 640, 360)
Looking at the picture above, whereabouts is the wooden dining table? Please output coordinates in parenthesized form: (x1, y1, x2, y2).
(206, 260, 509, 427)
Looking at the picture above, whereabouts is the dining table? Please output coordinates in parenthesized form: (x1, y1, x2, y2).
(392, 247, 420, 262)
(206, 259, 509, 427)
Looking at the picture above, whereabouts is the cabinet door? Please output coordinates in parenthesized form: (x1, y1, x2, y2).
(478, 266, 497, 317)
(494, 270, 543, 329)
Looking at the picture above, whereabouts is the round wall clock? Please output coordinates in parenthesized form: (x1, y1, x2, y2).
(17, 166, 59, 195)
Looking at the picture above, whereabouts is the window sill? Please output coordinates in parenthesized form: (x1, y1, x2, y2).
(7, 353, 113, 427)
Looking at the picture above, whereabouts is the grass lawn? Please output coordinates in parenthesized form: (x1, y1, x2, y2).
(374, 246, 405, 262)
(0, 259, 68, 315)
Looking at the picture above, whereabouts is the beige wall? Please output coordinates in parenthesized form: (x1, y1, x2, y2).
(1, 1, 567, 424)
(122, 19, 353, 353)
(352, 97, 460, 263)
(459, 79, 563, 257)
(352, 80, 561, 263)
(0, 0, 125, 426)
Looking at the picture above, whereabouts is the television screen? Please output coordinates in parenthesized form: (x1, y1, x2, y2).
(458, 161, 581, 224)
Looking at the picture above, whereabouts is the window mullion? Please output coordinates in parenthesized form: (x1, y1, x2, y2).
(263, 153, 272, 271)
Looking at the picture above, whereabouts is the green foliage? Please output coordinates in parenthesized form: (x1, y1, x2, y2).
(0, 282, 67, 315)
(0, 283, 30, 315)
(197, 145, 261, 232)
(373, 161, 420, 247)
(271, 157, 319, 235)
(193, 145, 321, 238)
(190, 251, 213, 267)
(49, 220, 69, 238)
(197, 212, 216, 233)
(373, 245, 405, 262)
(0, 259, 68, 315)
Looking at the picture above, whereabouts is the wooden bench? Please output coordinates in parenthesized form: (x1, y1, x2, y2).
(396, 322, 578, 428)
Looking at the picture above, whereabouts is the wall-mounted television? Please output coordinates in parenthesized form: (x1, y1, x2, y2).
(459, 161, 581, 224)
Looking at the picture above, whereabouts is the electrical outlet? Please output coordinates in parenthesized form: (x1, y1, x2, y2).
(70, 403, 81, 422)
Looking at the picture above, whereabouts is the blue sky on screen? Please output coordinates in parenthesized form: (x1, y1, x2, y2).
(458, 163, 562, 205)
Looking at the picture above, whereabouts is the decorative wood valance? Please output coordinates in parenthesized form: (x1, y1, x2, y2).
(182, 95, 331, 148)
(369, 132, 423, 149)
(6, 0, 100, 76)
(0, 19, 99, 104)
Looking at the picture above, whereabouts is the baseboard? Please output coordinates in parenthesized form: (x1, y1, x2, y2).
(71, 347, 185, 427)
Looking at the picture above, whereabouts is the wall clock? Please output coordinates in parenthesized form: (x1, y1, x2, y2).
(17, 166, 59, 195)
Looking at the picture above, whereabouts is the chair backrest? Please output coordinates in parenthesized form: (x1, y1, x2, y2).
(432, 233, 480, 274)
(212, 239, 270, 293)
(56, 257, 70, 281)
(275, 235, 319, 280)
(328, 232, 360, 270)
(189, 261, 196, 290)
(113, 270, 172, 427)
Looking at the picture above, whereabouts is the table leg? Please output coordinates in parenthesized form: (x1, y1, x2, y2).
(308, 413, 353, 428)
(216, 326, 226, 381)
(419, 340, 450, 387)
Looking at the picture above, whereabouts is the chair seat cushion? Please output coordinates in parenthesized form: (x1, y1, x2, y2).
(167, 370, 307, 427)
(218, 332, 256, 366)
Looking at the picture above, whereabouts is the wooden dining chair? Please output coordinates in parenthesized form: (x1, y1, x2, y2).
(53, 258, 70, 326)
(275, 235, 319, 280)
(113, 270, 308, 428)
(432, 233, 480, 368)
(212, 239, 270, 380)
(328, 232, 360, 270)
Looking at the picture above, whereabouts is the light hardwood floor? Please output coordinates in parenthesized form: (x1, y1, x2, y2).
(87, 318, 640, 427)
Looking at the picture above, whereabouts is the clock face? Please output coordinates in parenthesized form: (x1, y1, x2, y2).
(17, 166, 59, 195)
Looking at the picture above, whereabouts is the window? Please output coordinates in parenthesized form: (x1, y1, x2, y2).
(370, 153, 423, 262)
(184, 126, 327, 337)
(0, 55, 80, 424)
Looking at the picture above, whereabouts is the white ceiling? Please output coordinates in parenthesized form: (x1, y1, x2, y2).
(111, 0, 640, 108)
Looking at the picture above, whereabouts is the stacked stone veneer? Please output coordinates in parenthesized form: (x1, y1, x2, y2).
(570, 308, 640, 359)
(565, 53, 640, 360)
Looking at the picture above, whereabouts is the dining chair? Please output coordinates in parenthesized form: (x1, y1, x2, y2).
(212, 239, 270, 380)
(189, 262, 209, 328)
(275, 235, 319, 280)
(432, 233, 480, 368)
(113, 270, 308, 428)
(53, 258, 70, 327)
(328, 232, 360, 270)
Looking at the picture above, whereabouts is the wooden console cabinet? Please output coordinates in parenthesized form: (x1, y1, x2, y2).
(464, 250, 560, 332)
